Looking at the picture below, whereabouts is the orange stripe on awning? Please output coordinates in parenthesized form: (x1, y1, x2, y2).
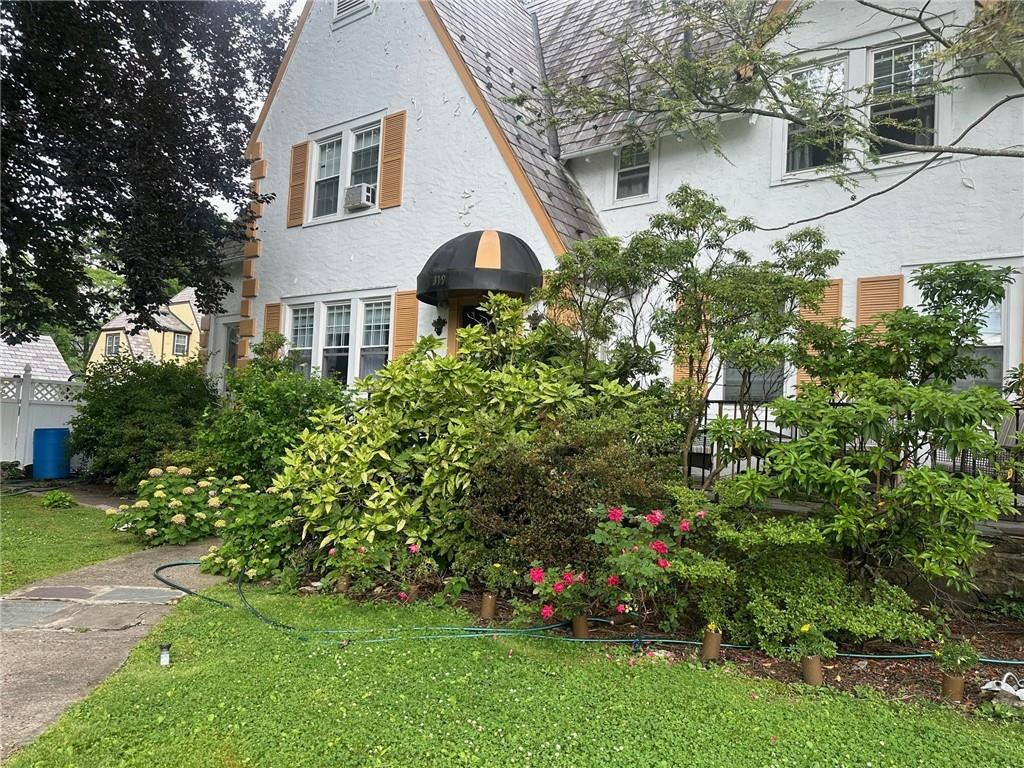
(474, 230, 501, 269)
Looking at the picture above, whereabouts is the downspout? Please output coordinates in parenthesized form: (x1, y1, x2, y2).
(529, 12, 561, 160)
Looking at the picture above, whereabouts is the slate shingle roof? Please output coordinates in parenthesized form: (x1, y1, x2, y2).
(430, 0, 605, 246)
(0, 336, 73, 380)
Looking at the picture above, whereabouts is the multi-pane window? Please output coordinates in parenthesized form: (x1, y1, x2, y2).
(722, 361, 786, 403)
(954, 302, 1004, 392)
(172, 333, 188, 357)
(786, 61, 846, 172)
(104, 333, 119, 357)
(615, 145, 650, 199)
(871, 41, 936, 156)
(322, 303, 352, 381)
(350, 125, 381, 203)
(313, 138, 344, 218)
(359, 299, 391, 377)
(290, 305, 315, 375)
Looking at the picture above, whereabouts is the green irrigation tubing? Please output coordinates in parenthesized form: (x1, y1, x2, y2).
(154, 561, 1024, 666)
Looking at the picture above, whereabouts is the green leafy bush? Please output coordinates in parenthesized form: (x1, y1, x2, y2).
(69, 357, 216, 491)
(40, 490, 75, 509)
(934, 639, 979, 675)
(112, 466, 228, 546)
(274, 295, 638, 583)
(197, 332, 351, 485)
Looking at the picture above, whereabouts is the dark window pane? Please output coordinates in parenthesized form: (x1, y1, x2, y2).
(359, 348, 388, 378)
(322, 350, 350, 382)
(313, 178, 339, 217)
(616, 167, 649, 198)
(723, 362, 786, 402)
(870, 98, 935, 155)
(786, 124, 843, 172)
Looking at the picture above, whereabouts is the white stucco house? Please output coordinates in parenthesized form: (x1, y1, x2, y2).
(201, 0, 1023, 399)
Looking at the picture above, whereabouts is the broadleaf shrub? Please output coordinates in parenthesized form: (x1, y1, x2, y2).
(69, 357, 216, 491)
(197, 332, 352, 485)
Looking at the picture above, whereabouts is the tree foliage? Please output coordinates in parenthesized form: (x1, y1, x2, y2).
(1, 0, 293, 342)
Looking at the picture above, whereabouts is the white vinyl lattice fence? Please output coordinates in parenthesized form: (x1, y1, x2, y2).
(0, 365, 83, 467)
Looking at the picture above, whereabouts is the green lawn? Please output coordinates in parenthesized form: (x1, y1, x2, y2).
(0, 492, 140, 593)
(9, 588, 1023, 768)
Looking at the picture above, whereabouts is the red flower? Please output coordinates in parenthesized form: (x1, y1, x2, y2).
(678, 519, 691, 533)
(696, 510, 707, 520)
(553, 582, 565, 593)
(576, 572, 585, 584)
(397, 591, 409, 602)
(562, 572, 575, 585)
(540, 604, 554, 620)
(529, 567, 545, 584)
(649, 540, 669, 555)
(656, 558, 670, 569)
(645, 509, 665, 525)
(327, 547, 337, 557)
(616, 603, 628, 614)
(607, 507, 624, 522)
(408, 543, 420, 554)
(607, 575, 620, 587)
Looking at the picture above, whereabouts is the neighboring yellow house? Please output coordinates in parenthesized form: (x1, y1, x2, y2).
(88, 288, 204, 366)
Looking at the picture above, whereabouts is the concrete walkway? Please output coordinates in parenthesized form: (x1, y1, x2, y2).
(0, 541, 221, 759)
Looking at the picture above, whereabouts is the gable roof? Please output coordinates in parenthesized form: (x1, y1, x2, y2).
(100, 309, 192, 335)
(428, 0, 605, 247)
(0, 336, 72, 380)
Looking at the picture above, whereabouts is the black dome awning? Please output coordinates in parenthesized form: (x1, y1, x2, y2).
(416, 230, 543, 306)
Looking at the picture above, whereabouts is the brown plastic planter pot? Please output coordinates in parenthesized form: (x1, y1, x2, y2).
(479, 592, 497, 621)
(702, 630, 723, 662)
(801, 655, 824, 686)
(571, 615, 590, 639)
(941, 673, 965, 702)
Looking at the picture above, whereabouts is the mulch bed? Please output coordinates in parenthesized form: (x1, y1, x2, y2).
(455, 593, 1024, 707)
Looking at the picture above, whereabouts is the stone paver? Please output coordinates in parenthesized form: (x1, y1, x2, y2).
(0, 540, 221, 759)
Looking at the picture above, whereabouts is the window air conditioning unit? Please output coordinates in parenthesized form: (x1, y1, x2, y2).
(344, 183, 374, 211)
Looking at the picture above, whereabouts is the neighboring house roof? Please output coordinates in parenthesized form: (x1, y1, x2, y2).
(0, 336, 73, 380)
(100, 309, 192, 335)
(430, 0, 605, 246)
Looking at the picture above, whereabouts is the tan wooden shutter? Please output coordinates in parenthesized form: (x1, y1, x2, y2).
(287, 142, 308, 227)
(797, 279, 843, 384)
(264, 302, 283, 336)
(391, 290, 420, 358)
(379, 111, 407, 209)
(856, 275, 903, 329)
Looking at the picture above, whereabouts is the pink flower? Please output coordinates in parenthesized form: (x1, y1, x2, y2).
(656, 558, 670, 569)
(397, 591, 409, 602)
(607, 575, 620, 587)
(408, 543, 419, 554)
(553, 582, 565, 593)
(357, 546, 367, 555)
(696, 510, 707, 520)
(616, 603, 628, 614)
(576, 572, 585, 584)
(645, 509, 665, 526)
(562, 572, 575, 585)
(529, 567, 545, 584)
(607, 507, 624, 522)
(327, 547, 337, 556)
(540, 604, 554, 620)
(678, 519, 691, 533)
(649, 540, 669, 555)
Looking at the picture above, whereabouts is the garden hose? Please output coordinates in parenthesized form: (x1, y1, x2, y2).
(153, 561, 1024, 665)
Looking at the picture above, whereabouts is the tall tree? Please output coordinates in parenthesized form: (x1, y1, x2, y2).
(535, 0, 1024, 228)
(1, 0, 293, 342)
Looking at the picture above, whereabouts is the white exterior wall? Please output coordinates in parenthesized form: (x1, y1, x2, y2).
(215, 0, 559, 370)
(569, 0, 1024, 388)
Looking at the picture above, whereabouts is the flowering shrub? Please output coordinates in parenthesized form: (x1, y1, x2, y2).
(527, 565, 618, 620)
(200, 484, 300, 582)
(112, 466, 226, 546)
(934, 638, 979, 675)
(786, 622, 835, 661)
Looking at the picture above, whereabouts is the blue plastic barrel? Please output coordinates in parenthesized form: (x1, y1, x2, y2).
(33, 428, 71, 480)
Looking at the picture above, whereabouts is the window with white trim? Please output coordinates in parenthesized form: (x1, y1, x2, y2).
(350, 125, 381, 204)
(785, 60, 846, 173)
(104, 333, 119, 358)
(953, 302, 1004, 392)
(289, 305, 315, 376)
(172, 332, 188, 357)
(870, 41, 936, 156)
(322, 303, 352, 380)
(313, 138, 344, 218)
(722, 361, 787, 403)
(359, 299, 391, 377)
(615, 145, 650, 200)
